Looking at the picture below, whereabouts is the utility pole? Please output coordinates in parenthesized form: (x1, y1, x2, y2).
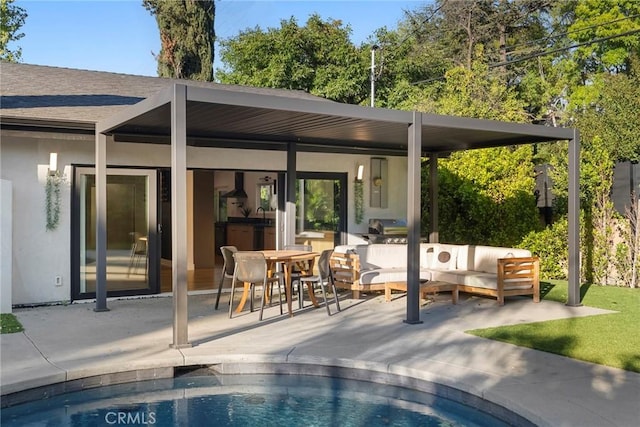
(370, 45, 379, 107)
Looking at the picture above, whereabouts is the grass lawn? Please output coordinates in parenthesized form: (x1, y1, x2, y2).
(0, 313, 24, 334)
(467, 281, 640, 373)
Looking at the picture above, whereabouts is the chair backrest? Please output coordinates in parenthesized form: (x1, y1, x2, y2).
(318, 249, 333, 280)
(220, 246, 238, 275)
(233, 251, 267, 283)
(284, 244, 312, 272)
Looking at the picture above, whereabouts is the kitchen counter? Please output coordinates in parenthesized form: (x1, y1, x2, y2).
(225, 217, 274, 226)
(218, 220, 275, 251)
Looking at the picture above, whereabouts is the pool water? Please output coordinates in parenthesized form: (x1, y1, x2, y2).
(1, 374, 512, 426)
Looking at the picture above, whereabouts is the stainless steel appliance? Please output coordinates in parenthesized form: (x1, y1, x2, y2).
(365, 218, 409, 244)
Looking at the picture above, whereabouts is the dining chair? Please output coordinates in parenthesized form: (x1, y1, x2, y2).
(215, 245, 237, 310)
(300, 249, 341, 315)
(229, 251, 284, 320)
(284, 244, 312, 309)
(127, 232, 147, 278)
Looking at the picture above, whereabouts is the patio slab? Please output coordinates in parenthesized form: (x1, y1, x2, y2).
(1, 292, 638, 426)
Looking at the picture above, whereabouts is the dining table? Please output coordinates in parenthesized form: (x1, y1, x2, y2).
(233, 249, 320, 317)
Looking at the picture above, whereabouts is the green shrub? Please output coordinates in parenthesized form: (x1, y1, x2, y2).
(521, 218, 569, 280)
(424, 149, 542, 247)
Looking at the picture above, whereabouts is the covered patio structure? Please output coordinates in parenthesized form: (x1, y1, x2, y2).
(95, 83, 580, 348)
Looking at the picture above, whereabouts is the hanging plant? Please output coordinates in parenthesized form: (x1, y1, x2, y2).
(354, 180, 364, 224)
(45, 172, 64, 231)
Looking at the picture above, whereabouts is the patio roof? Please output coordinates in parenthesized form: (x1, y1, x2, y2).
(95, 83, 580, 348)
(98, 84, 574, 155)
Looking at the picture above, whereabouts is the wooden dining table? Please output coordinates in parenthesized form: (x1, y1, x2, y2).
(233, 250, 320, 317)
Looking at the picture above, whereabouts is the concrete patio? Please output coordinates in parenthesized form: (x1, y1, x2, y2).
(1, 291, 638, 426)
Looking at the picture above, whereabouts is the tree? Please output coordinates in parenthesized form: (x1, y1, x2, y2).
(367, 24, 452, 109)
(143, 0, 215, 81)
(575, 68, 640, 162)
(218, 15, 367, 104)
(393, 0, 556, 119)
(405, 0, 552, 70)
(567, 0, 640, 76)
(0, 0, 27, 62)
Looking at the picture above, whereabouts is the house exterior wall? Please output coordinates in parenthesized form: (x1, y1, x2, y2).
(1, 179, 12, 313)
(0, 130, 408, 306)
(2, 133, 74, 305)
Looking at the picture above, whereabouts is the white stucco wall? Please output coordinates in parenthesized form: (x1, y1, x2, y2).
(1, 133, 77, 305)
(1, 179, 12, 313)
(1, 130, 408, 305)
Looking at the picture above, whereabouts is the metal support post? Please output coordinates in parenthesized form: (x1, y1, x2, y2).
(406, 112, 423, 324)
(94, 132, 109, 312)
(171, 84, 191, 348)
(567, 130, 582, 307)
(429, 154, 439, 243)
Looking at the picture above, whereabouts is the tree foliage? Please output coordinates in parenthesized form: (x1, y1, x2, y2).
(143, 0, 215, 81)
(0, 0, 27, 62)
(567, 0, 640, 75)
(435, 146, 542, 247)
(218, 15, 367, 104)
(573, 68, 640, 162)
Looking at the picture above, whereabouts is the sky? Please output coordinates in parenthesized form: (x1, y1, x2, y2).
(15, 0, 426, 77)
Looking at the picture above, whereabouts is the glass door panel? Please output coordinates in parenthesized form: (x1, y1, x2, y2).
(74, 168, 157, 299)
(295, 173, 346, 252)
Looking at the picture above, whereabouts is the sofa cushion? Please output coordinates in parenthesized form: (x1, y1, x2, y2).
(431, 244, 458, 270)
(360, 268, 404, 284)
(359, 268, 431, 284)
(363, 244, 407, 269)
(420, 244, 436, 269)
(471, 246, 531, 274)
(427, 268, 461, 284)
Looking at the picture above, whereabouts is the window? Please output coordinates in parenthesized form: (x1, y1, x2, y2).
(257, 182, 276, 211)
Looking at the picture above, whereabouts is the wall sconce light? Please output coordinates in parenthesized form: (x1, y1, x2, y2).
(48, 152, 58, 176)
(370, 157, 388, 208)
(356, 164, 364, 181)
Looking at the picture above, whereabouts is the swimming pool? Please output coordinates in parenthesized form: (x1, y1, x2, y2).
(1, 373, 517, 426)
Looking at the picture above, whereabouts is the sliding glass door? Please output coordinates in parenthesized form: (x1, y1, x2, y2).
(294, 172, 347, 250)
(72, 168, 158, 300)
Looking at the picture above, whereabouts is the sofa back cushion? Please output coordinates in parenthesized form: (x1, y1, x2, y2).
(431, 244, 458, 270)
(471, 246, 531, 274)
(420, 243, 436, 268)
(363, 244, 407, 269)
(419, 244, 461, 270)
(333, 244, 406, 270)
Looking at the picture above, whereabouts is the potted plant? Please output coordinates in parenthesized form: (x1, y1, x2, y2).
(240, 206, 252, 218)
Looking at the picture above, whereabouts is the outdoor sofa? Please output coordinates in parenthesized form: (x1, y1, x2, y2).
(329, 243, 540, 305)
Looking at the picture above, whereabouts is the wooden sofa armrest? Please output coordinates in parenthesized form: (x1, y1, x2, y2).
(329, 251, 360, 288)
(497, 256, 540, 302)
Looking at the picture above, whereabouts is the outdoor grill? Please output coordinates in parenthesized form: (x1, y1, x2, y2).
(366, 218, 409, 244)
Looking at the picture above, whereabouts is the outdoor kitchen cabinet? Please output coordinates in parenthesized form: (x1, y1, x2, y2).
(263, 226, 276, 250)
(226, 224, 254, 251)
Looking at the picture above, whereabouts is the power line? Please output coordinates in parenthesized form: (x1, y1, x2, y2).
(504, 13, 640, 54)
(492, 28, 640, 68)
(411, 28, 640, 86)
